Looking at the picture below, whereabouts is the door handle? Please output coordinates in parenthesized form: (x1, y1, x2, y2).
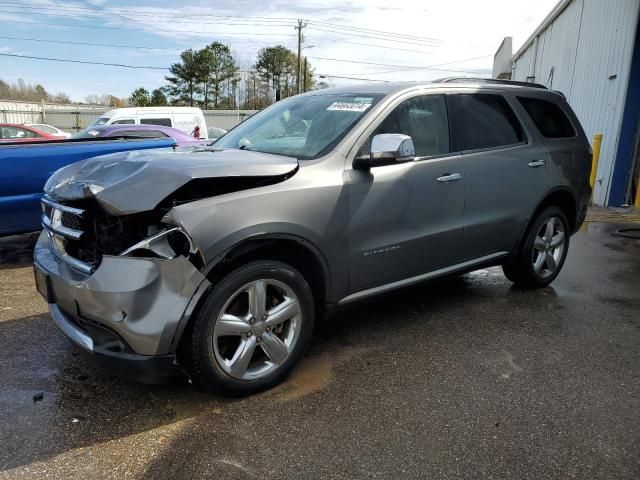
(437, 173, 463, 183)
(528, 159, 546, 168)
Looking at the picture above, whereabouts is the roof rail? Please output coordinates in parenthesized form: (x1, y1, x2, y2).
(433, 77, 548, 89)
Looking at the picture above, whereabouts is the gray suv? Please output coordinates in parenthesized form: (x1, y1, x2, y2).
(34, 79, 591, 394)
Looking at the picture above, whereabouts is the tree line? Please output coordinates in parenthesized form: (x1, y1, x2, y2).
(0, 78, 72, 104)
(129, 42, 329, 109)
(1, 43, 331, 109)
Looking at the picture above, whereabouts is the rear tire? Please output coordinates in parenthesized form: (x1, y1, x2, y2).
(503, 206, 570, 288)
(184, 260, 315, 395)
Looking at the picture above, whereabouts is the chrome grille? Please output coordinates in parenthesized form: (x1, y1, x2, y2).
(41, 195, 92, 273)
(61, 211, 83, 231)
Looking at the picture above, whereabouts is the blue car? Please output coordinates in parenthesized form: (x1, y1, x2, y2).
(1, 137, 177, 236)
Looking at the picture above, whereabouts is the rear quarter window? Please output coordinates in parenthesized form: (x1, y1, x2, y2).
(517, 97, 576, 138)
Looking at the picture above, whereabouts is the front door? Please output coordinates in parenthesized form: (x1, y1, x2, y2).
(346, 94, 467, 293)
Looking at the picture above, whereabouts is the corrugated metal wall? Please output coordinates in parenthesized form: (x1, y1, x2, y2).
(0, 101, 257, 133)
(512, 0, 640, 205)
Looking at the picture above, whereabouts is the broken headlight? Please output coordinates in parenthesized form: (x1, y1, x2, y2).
(119, 227, 203, 267)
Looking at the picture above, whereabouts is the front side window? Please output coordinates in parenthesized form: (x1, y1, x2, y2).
(140, 118, 172, 127)
(215, 94, 383, 160)
(451, 94, 524, 151)
(359, 94, 450, 158)
(111, 119, 135, 125)
(518, 97, 575, 138)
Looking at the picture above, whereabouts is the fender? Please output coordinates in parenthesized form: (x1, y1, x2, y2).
(202, 230, 334, 302)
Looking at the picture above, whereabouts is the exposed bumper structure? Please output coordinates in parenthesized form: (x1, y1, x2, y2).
(34, 231, 210, 382)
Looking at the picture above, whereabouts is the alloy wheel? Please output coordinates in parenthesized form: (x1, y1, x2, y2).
(531, 216, 566, 278)
(213, 279, 302, 380)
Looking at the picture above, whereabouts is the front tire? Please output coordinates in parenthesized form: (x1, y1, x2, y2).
(503, 206, 570, 288)
(185, 260, 315, 395)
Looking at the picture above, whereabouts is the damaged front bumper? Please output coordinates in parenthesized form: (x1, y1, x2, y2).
(34, 231, 210, 383)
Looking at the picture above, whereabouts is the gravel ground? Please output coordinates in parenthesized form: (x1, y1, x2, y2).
(0, 222, 638, 479)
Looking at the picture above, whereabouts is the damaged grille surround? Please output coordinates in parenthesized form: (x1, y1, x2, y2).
(41, 195, 201, 274)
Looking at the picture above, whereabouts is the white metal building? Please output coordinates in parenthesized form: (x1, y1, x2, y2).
(497, 0, 640, 206)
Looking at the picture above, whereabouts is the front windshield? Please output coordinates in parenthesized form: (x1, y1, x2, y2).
(71, 128, 104, 139)
(215, 93, 382, 159)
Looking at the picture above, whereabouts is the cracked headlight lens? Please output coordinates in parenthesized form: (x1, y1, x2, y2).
(120, 227, 200, 263)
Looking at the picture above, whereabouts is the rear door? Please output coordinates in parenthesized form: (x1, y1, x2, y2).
(347, 93, 467, 292)
(449, 92, 551, 259)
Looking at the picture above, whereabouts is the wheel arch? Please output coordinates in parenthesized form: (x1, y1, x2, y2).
(514, 187, 578, 254)
(203, 233, 331, 304)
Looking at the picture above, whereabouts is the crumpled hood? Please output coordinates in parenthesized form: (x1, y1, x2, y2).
(45, 148, 299, 215)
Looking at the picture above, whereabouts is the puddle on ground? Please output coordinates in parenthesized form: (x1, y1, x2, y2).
(270, 346, 368, 403)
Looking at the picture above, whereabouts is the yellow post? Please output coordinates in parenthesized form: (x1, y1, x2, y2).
(634, 176, 640, 208)
(590, 133, 603, 201)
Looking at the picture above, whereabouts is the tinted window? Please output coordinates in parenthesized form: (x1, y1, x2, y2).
(141, 118, 172, 127)
(113, 129, 168, 138)
(452, 94, 524, 151)
(111, 119, 135, 125)
(518, 97, 575, 138)
(359, 95, 450, 158)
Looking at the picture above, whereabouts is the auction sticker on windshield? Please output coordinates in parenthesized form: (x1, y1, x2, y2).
(326, 102, 371, 112)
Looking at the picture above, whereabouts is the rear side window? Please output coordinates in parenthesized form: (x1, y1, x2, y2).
(451, 94, 524, 151)
(518, 97, 575, 138)
(141, 118, 172, 127)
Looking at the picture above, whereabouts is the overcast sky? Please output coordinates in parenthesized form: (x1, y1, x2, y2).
(0, 0, 558, 101)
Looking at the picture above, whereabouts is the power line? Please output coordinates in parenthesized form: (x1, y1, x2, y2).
(307, 20, 440, 44)
(305, 36, 435, 54)
(0, 35, 182, 52)
(0, 1, 296, 23)
(0, 52, 169, 70)
(306, 27, 440, 48)
(0, 19, 296, 37)
(0, 8, 297, 28)
(0, 1, 441, 45)
(0, 34, 262, 54)
(0, 5, 440, 47)
(307, 55, 490, 74)
(0, 52, 268, 74)
(342, 54, 494, 76)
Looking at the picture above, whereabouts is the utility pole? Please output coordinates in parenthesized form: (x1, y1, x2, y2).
(303, 57, 308, 93)
(295, 19, 307, 94)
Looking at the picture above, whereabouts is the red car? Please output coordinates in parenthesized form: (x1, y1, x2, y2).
(0, 124, 62, 143)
